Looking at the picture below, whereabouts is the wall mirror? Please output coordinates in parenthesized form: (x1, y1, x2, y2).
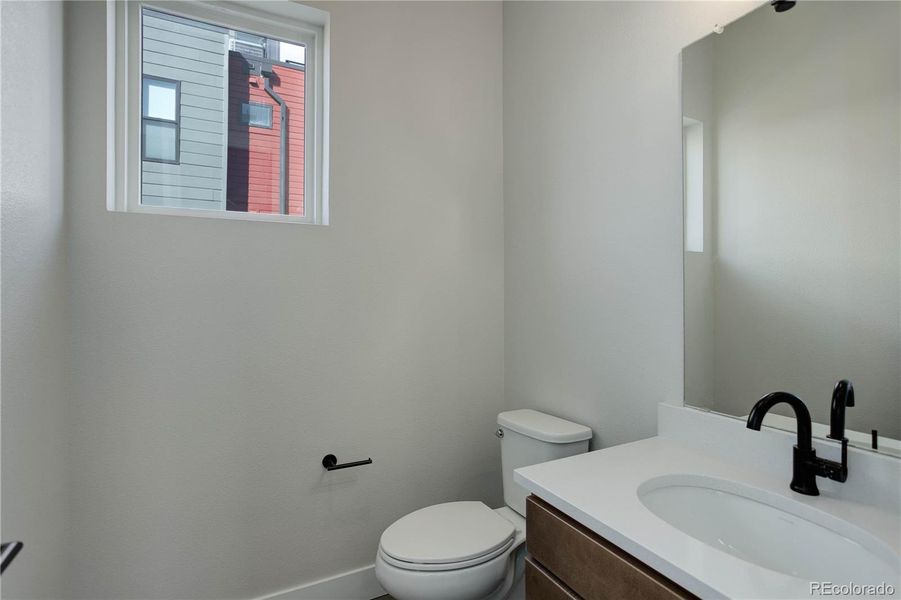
(681, 1, 900, 455)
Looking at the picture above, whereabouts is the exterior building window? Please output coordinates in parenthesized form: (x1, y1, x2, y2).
(142, 77, 179, 163)
(109, 1, 330, 224)
(241, 102, 273, 128)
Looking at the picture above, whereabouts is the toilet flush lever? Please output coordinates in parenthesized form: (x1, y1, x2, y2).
(496, 428, 504, 438)
(1, 541, 23, 575)
(322, 454, 373, 471)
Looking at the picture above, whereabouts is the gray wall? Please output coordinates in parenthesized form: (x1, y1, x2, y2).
(503, 1, 756, 449)
(64, 1, 503, 598)
(1, 2, 69, 598)
(142, 10, 228, 209)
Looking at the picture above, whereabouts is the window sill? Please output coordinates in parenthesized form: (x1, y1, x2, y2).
(114, 204, 326, 225)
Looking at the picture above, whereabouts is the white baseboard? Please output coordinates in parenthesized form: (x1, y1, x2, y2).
(255, 564, 385, 600)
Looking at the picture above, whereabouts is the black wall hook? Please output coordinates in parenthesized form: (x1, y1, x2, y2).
(322, 454, 372, 471)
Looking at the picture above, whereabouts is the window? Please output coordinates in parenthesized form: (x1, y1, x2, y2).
(241, 102, 273, 128)
(142, 77, 180, 163)
(109, 1, 330, 224)
(683, 117, 704, 253)
(230, 31, 269, 59)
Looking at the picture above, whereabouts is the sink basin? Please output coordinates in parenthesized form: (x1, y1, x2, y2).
(638, 474, 900, 584)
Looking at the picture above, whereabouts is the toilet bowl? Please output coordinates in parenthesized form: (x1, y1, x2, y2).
(375, 502, 526, 600)
(375, 410, 592, 600)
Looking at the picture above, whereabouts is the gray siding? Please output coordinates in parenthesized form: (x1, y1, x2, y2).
(141, 10, 228, 210)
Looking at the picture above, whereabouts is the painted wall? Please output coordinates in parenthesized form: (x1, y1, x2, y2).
(709, 1, 900, 436)
(0, 2, 69, 598)
(503, 1, 757, 449)
(142, 9, 229, 210)
(63, 1, 503, 598)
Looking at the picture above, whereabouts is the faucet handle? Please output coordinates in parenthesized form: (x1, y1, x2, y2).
(816, 437, 849, 483)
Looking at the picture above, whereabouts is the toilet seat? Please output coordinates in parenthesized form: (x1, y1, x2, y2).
(379, 501, 516, 572)
(378, 538, 514, 572)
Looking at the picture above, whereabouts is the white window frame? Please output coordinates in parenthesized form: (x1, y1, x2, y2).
(107, 0, 330, 225)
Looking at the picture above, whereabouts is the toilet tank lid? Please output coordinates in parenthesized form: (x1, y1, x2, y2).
(497, 409, 592, 443)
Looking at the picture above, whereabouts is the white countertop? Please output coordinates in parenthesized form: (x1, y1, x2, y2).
(514, 435, 901, 599)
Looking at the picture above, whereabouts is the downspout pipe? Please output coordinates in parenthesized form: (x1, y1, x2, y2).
(262, 73, 288, 215)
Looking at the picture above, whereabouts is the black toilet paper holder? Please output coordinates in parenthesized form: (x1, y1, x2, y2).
(322, 454, 373, 471)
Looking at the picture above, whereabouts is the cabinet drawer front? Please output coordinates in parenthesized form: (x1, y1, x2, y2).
(526, 556, 581, 600)
(526, 495, 695, 600)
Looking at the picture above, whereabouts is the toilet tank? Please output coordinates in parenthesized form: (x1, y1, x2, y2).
(497, 409, 592, 516)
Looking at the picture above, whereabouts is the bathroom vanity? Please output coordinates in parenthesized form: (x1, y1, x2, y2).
(524, 495, 693, 599)
(515, 405, 901, 600)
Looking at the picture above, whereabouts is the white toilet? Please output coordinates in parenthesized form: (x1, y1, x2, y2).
(375, 409, 592, 600)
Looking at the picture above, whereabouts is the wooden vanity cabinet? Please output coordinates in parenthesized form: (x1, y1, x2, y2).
(525, 495, 697, 600)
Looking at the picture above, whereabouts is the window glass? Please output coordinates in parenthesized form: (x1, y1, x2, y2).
(241, 102, 273, 128)
(144, 121, 177, 162)
(141, 8, 309, 216)
(143, 79, 177, 121)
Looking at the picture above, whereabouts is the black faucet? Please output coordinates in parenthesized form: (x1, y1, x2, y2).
(746, 382, 853, 496)
(746, 392, 820, 495)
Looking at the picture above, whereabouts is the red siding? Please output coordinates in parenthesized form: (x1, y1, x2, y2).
(227, 53, 305, 216)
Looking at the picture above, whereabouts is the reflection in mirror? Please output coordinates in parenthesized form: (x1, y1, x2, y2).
(682, 1, 900, 454)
